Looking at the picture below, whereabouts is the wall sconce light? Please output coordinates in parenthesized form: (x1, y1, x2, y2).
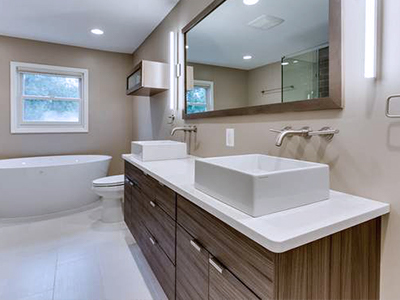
(364, 0, 378, 78)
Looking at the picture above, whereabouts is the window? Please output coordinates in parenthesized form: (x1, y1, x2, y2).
(10, 62, 89, 133)
(186, 80, 214, 114)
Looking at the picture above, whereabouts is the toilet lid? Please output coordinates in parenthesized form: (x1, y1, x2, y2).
(93, 175, 125, 187)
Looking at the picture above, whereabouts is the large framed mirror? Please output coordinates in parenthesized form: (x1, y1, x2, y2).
(182, 0, 342, 119)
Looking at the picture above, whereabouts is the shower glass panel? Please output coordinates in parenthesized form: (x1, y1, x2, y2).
(282, 46, 329, 103)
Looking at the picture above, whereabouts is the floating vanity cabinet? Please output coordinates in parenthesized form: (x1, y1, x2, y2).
(124, 162, 176, 299)
(124, 161, 381, 300)
(126, 60, 169, 96)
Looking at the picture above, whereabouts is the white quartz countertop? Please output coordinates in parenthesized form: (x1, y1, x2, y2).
(122, 154, 390, 253)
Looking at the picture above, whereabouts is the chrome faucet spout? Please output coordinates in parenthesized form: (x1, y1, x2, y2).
(171, 126, 197, 136)
(171, 127, 186, 136)
(270, 127, 310, 147)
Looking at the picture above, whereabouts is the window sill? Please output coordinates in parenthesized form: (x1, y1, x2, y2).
(11, 126, 89, 134)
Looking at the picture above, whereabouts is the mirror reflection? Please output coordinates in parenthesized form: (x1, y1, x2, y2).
(185, 0, 329, 115)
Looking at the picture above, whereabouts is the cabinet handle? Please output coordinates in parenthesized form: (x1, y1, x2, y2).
(126, 179, 134, 187)
(158, 181, 164, 187)
(209, 257, 224, 274)
(190, 240, 202, 252)
(149, 201, 156, 208)
(149, 236, 157, 245)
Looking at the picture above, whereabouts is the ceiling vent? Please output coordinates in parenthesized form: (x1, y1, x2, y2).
(247, 15, 284, 31)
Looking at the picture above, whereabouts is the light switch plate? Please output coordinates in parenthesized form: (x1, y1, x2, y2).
(226, 128, 235, 147)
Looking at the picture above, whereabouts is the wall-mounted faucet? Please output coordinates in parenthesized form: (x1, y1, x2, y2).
(270, 126, 339, 147)
(171, 125, 197, 136)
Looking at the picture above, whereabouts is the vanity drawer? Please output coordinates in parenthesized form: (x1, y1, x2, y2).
(177, 195, 276, 299)
(209, 256, 259, 300)
(154, 179, 176, 220)
(124, 176, 144, 239)
(125, 162, 155, 198)
(176, 225, 209, 300)
(138, 226, 176, 300)
(125, 161, 143, 183)
(125, 162, 176, 219)
(141, 193, 176, 263)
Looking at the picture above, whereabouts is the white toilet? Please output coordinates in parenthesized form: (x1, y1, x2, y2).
(92, 174, 125, 223)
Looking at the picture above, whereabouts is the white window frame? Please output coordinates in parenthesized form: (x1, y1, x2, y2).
(10, 62, 89, 134)
(193, 80, 214, 111)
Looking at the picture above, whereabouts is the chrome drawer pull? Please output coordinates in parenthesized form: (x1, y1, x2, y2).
(190, 240, 202, 252)
(209, 257, 224, 274)
(149, 201, 156, 208)
(149, 236, 157, 245)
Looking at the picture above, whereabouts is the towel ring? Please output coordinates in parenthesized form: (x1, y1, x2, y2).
(386, 95, 400, 118)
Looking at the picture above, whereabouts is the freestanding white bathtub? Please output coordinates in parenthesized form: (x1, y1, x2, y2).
(0, 155, 111, 219)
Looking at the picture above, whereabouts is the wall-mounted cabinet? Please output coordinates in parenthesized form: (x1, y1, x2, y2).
(126, 60, 169, 96)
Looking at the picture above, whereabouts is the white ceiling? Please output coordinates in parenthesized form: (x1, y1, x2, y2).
(187, 0, 329, 70)
(0, 0, 179, 53)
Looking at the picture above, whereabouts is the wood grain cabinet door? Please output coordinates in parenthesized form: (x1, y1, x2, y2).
(209, 257, 260, 300)
(141, 193, 176, 263)
(124, 176, 144, 241)
(123, 177, 135, 234)
(176, 225, 209, 300)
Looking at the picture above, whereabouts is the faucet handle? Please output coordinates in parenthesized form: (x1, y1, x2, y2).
(308, 127, 339, 140)
(269, 129, 282, 134)
(270, 126, 292, 134)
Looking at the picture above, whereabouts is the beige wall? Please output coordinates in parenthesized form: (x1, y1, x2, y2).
(189, 62, 248, 110)
(247, 62, 281, 106)
(133, 0, 400, 298)
(0, 36, 133, 175)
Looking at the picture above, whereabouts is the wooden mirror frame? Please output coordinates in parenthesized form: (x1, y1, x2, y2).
(182, 0, 342, 120)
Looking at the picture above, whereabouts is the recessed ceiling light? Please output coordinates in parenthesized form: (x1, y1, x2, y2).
(243, 0, 259, 5)
(293, 60, 299, 63)
(243, 55, 252, 60)
(281, 62, 289, 66)
(91, 29, 104, 35)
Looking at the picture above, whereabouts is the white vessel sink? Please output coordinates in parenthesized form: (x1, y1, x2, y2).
(195, 154, 329, 217)
(131, 140, 187, 162)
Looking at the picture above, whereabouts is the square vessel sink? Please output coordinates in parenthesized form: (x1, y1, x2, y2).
(131, 140, 187, 162)
(195, 154, 329, 217)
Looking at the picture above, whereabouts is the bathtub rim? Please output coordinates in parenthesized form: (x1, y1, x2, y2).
(0, 154, 112, 169)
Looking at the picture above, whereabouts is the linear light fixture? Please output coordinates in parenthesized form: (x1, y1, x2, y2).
(169, 31, 176, 110)
(364, 0, 378, 78)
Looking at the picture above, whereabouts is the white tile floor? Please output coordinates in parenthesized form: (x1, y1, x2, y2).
(0, 205, 167, 300)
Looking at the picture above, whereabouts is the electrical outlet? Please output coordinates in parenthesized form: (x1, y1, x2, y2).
(226, 128, 235, 147)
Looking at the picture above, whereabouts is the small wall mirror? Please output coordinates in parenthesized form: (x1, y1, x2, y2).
(183, 0, 342, 119)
